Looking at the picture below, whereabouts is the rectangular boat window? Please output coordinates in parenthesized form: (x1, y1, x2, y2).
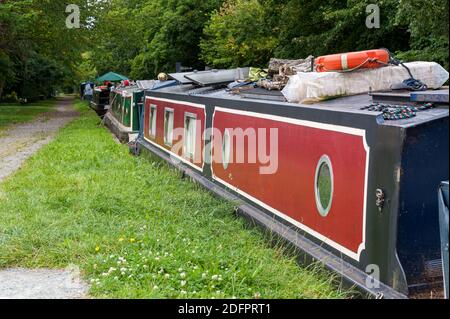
(149, 104, 157, 138)
(184, 113, 197, 160)
(164, 108, 174, 146)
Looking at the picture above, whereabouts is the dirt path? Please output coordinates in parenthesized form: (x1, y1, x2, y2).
(0, 97, 79, 183)
(0, 97, 89, 299)
(0, 268, 89, 299)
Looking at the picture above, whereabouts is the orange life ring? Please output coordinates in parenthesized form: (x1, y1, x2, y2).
(315, 49, 390, 72)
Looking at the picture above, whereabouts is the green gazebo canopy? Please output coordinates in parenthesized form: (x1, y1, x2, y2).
(96, 72, 128, 83)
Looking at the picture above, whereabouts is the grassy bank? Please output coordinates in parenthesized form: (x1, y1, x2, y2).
(0, 100, 56, 131)
(0, 100, 347, 299)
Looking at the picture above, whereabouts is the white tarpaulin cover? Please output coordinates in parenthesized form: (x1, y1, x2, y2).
(282, 62, 449, 104)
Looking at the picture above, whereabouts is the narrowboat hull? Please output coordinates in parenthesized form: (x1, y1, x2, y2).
(136, 87, 449, 298)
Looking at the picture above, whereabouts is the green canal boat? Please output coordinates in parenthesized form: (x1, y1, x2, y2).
(105, 85, 144, 142)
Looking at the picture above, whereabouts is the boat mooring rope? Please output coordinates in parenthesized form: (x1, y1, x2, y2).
(361, 102, 435, 120)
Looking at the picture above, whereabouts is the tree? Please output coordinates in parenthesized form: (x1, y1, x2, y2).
(0, 0, 92, 99)
(200, 0, 281, 68)
(130, 0, 223, 79)
(395, 0, 449, 69)
(274, 0, 410, 59)
(89, 0, 223, 80)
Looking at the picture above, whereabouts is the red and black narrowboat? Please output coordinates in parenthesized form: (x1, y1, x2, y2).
(135, 71, 449, 298)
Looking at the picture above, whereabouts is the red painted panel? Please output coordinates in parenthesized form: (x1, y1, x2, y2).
(144, 98, 205, 169)
(212, 110, 367, 255)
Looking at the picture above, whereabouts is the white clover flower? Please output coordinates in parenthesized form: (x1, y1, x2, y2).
(178, 268, 183, 272)
(164, 274, 170, 279)
(108, 267, 117, 273)
(211, 275, 219, 281)
(153, 285, 159, 290)
(155, 257, 160, 261)
(202, 273, 207, 279)
(181, 290, 187, 295)
(114, 276, 119, 280)
(180, 272, 186, 279)
(181, 280, 187, 287)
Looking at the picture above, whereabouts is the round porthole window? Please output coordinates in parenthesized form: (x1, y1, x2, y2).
(314, 155, 334, 217)
(222, 129, 231, 170)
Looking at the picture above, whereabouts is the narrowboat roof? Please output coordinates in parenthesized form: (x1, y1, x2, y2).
(145, 83, 449, 129)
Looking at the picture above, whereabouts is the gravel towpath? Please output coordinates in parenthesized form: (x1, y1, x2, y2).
(0, 97, 89, 299)
(0, 97, 79, 183)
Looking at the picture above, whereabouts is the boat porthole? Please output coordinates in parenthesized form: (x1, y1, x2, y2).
(222, 129, 231, 170)
(314, 155, 334, 217)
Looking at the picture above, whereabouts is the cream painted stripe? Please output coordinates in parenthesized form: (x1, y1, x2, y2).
(146, 96, 205, 109)
(130, 95, 134, 129)
(214, 107, 366, 137)
(341, 54, 349, 70)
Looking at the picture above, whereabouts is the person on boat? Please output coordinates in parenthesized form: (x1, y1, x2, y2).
(84, 83, 93, 102)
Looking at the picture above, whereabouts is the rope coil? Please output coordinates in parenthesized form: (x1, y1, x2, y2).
(361, 102, 434, 120)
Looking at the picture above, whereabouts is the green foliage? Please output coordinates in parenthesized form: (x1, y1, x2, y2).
(89, 0, 222, 79)
(275, 0, 410, 58)
(1, 0, 448, 97)
(395, 0, 449, 69)
(0, 0, 92, 100)
(199, 0, 448, 69)
(200, 0, 280, 68)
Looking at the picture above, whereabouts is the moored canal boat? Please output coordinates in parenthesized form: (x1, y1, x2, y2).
(90, 86, 111, 116)
(104, 80, 178, 142)
(135, 69, 449, 298)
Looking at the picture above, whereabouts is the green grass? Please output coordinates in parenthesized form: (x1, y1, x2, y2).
(0, 100, 56, 131)
(0, 100, 348, 299)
